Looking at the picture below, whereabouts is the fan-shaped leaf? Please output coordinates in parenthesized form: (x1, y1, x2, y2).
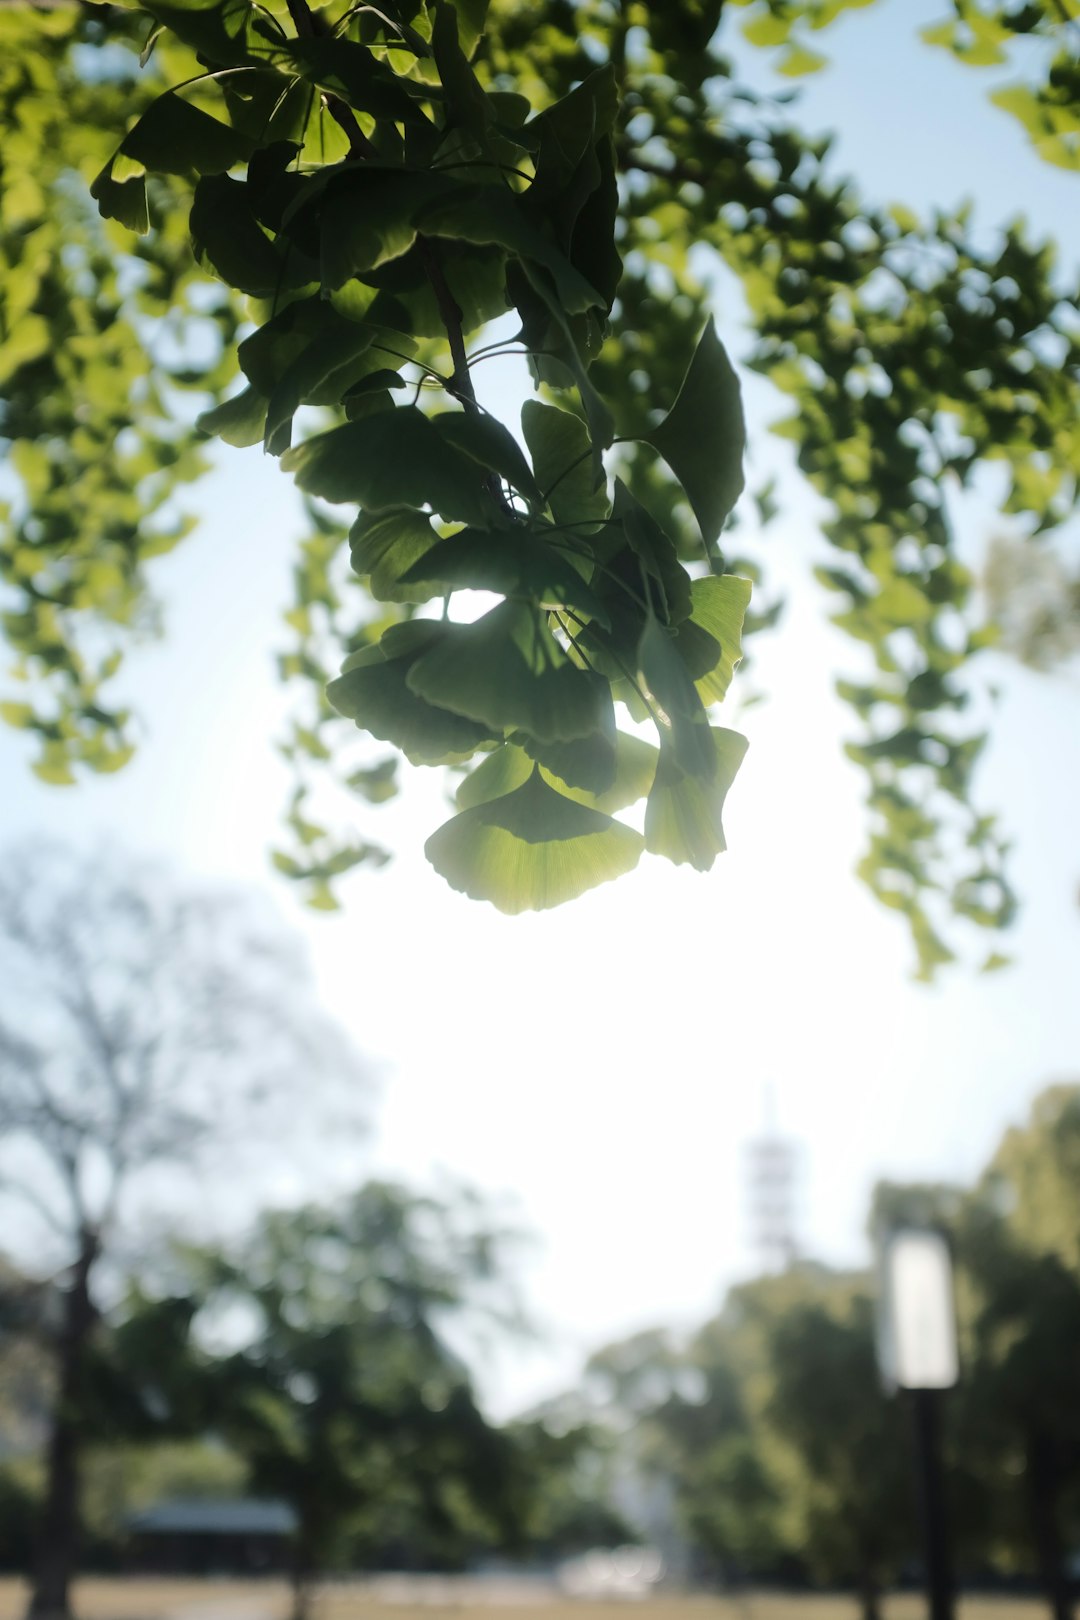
(674, 574, 752, 704)
(644, 319, 745, 547)
(645, 727, 748, 870)
(282, 406, 495, 523)
(544, 730, 659, 813)
(433, 412, 542, 505)
(401, 529, 607, 623)
(196, 386, 268, 448)
(407, 599, 611, 742)
(521, 400, 609, 529)
(456, 743, 534, 809)
(349, 509, 444, 603)
(638, 613, 715, 779)
(426, 767, 643, 911)
(613, 480, 692, 625)
(328, 622, 495, 762)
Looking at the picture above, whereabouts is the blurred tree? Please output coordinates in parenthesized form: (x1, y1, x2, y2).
(982, 1084, 1080, 1272)
(185, 1180, 522, 1619)
(872, 1138, 1080, 1620)
(663, 1270, 914, 1613)
(1, 0, 1078, 968)
(504, 1414, 634, 1557)
(0, 842, 369, 1620)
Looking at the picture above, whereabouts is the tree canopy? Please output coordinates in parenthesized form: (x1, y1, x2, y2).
(1, 0, 1078, 970)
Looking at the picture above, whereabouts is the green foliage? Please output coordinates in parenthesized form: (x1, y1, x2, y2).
(186, 1182, 524, 1579)
(77, 0, 751, 916)
(0, 12, 237, 781)
(2, 0, 1079, 962)
(585, 1083, 1080, 1599)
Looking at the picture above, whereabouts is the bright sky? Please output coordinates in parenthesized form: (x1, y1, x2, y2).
(2, 0, 1079, 1417)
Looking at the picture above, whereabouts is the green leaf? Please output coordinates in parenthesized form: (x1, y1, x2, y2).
(426, 767, 643, 911)
(406, 599, 613, 742)
(443, 0, 489, 57)
(328, 621, 495, 762)
(0, 701, 35, 728)
(190, 174, 294, 297)
(417, 185, 604, 315)
(89, 169, 149, 234)
(528, 66, 619, 188)
(456, 742, 534, 809)
(613, 481, 692, 625)
(317, 170, 440, 289)
(644, 728, 748, 870)
(115, 91, 255, 177)
(554, 730, 658, 813)
(521, 400, 609, 529)
(517, 730, 613, 796)
(349, 508, 444, 602)
(639, 613, 714, 780)
(280, 38, 431, 124)
(281, 406, 495, 523)
(433, 411, 543, 505)
(644, 319, 746, 547)
(742, 11, 791, 47)
(433, 0, 492, 138)
(401, 528, 607, 623)
(674, 574, 752, 704)
(195, 385, 269, 448)
(519, 264, 614, 472)
(776, 44, 828, 76)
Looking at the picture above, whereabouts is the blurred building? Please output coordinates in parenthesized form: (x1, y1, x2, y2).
(127, 1498, 297, 1574)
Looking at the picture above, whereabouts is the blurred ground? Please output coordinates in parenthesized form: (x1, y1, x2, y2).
(0, 1582, 1052, 1620)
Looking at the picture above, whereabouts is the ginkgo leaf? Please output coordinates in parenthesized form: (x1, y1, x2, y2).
(401, 529, 607, 623)
(645, 727, 748, 870)
(638, 613, 715, 780)
(349, 508, 444, 603)
(521, 400, 609, 529)
(613, 481, 692, 625)
(674, 574, 752, 704)
(456, 743, 534, 809)
(407, 599, 612, 742)
(426, 767, 643, 911)
(281, 407, 495, 524)
(546, 730, 659, 813)
(644, 319, 745, 547)
(328, 622, 495, 763)
(195, 386, 268, 448)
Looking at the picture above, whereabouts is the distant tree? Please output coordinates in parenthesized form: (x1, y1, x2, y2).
(0, 842, 369, 1620)
(984, 1085, 1080, 1273)
(186, 1180, 522, 1620)
(504, 1415, 632, 1558)
(649, 1269, 914, 1614)
(873, 1140, 1080, 1620)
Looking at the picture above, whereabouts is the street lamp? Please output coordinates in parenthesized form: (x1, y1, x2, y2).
(876, 1228, 959, 1620)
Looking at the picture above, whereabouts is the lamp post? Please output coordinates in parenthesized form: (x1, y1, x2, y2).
(876, 1228, 958, 1620)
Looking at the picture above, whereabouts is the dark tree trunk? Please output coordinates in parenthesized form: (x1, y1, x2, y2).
(26, 1229, 99, 1620)
(857, 1564, 882, 1620)
(1027, 1429, 1074, 1620)
(290, 1529, 315, 1620)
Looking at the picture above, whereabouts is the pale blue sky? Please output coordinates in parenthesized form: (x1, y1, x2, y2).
(2, 0, 1079, 1414)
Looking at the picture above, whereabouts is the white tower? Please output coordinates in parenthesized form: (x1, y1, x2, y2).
(744, 1087, 800, 1272)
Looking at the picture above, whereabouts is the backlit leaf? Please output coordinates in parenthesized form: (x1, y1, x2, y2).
(426, 767, 643, 911)
(328, 622, 495, 762)
(407, 599, 613, 742)
(644, 319, 746, 547)
(281, 406, 495, 524)
(645, 727, 748, 870)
